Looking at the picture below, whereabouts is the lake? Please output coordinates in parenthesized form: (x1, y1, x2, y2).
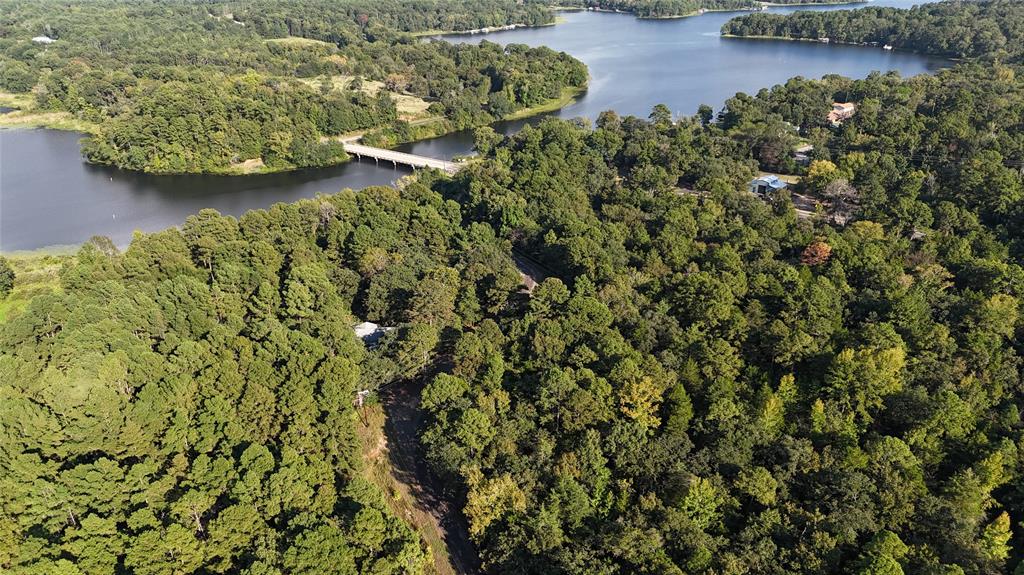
(433, 1, 947, 121)
(0, 0, 945, 251)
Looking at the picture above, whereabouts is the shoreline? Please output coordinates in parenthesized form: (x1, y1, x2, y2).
(0, 84, 585, 254)
(574, 1, 869, 21)
(412, 19, 560, 38)
(0, 93, 100, 134)
(502, 85, 586, 121)
(0, 112, 99, 134)
(0, 83, 587, 178)
(719, 33, 956, 60)
(759, 0, 867, 6)
(638, 9, 750, 20)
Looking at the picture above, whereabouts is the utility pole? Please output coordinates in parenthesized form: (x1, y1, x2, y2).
(355, 389, 370, 426)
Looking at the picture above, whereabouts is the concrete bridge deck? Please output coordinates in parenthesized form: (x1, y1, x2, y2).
(343, 142, 462, 174)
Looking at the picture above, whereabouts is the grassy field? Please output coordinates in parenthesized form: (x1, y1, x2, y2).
(265, 36, 336, 48)
(266, 39, 434, 121)
(298, 74, 434, 121)
(502, 85, 586, 121)
(357, 84, 586, 148)
(0, 251, 74, 322)
(0, 91, 33, 109)
(408, 18, 563, 37)
(0, 92, 100, 133)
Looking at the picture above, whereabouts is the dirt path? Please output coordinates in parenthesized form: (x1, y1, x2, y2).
(790, 191, 821, 219)
(512, 250, 551, 292)
(381, 380, 481, 575)
(674, 186, 820, 220)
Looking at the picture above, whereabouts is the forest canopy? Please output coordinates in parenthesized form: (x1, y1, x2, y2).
(722, 0, 1024, 61)
(0, 179, 523, 573)
(413, 62, 1024, 573)
(4, 1, 1024, 574)
(4, 58, 1024, 573)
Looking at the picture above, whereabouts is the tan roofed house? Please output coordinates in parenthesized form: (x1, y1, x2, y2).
(828, 102, 856, 125)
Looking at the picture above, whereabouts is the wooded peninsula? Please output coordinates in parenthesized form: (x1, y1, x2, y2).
(0, 0, 586, 174)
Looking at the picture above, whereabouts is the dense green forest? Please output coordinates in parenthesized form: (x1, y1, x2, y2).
(418, 63, 1024, 574)
(0, 178, 524, 573)
(722, 0, 1024, 61)
(5, 60, 1024, 572)
(557, 0, 850, 19)
(0, 0, 585, 173)
(5, 1, 1024, 574)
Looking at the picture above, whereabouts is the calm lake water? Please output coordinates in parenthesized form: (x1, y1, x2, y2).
(1, 0, 944, 251)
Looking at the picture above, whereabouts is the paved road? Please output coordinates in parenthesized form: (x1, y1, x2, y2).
(343, 142, 461, 173)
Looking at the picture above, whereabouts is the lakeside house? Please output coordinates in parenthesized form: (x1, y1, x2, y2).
(828, 102, 856, 126)
(749, 174, 788, 196)
(31, 35, 55, 44)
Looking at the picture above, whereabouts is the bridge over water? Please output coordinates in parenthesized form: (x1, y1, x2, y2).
(343, 141, 462, 174)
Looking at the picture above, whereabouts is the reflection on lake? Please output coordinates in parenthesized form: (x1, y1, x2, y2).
(0, 129, 410, 250)
(1, 0, 943, 251)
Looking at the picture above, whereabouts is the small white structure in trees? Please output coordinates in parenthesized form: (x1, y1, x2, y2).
(793, 144, 814, 166)
(32, 35, 56, 44)
(353, 321, 392, 346)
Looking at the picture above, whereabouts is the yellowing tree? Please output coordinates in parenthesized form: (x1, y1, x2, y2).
(806, 159, 842, 193)
(462, 467, 526, 539)
(979, 512, 1012, 562)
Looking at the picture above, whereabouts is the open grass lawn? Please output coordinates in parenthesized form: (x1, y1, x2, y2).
(298, 74, 435, 120)
(264, 36, 336, 48)
(0, 251, 74, 322)
(0, 92, 99, 133)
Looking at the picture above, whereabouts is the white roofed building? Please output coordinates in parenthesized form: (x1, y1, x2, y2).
(353, 321, 392, 346)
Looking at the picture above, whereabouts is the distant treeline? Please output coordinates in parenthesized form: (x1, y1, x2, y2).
(558, 0, 855, 19)
(0, 0, 585, 174)
(722, 0, 1024, 60)
(239, 0, 556, 33)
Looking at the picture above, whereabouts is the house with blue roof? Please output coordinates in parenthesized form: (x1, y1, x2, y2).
(749, 175, 788, 196)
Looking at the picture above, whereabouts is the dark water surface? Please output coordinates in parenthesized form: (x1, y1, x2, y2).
(1, 0, 943, 251)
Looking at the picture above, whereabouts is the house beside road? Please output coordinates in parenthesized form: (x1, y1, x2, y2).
(749, 174, 788, 196)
